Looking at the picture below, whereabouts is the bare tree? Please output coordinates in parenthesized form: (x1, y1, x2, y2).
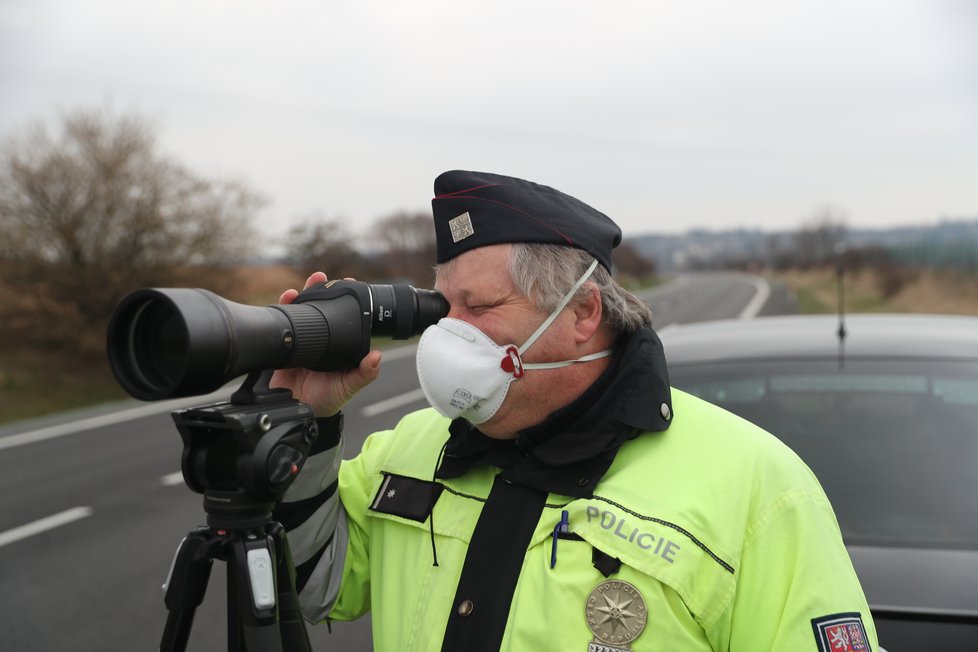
(287, 215, 377, 280)
(792, 206, 848, 268)
(612, 241, 657, 280)
(0, 108, 262, 354)
(370, 211, 437, 285)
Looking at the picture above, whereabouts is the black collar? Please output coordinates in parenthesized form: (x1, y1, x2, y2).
(435, 327, 672, 497)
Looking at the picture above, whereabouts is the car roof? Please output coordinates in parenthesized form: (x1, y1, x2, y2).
(658, 313, 978, 364)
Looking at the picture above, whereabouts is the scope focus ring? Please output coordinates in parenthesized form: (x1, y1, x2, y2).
(392, 285, 416, 339)
(276, 303, 330, 367)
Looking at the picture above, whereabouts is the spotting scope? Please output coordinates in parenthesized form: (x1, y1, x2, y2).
(107, 280, 448, 401)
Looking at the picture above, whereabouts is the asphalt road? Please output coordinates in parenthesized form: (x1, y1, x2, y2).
(0, 272, 788, 651)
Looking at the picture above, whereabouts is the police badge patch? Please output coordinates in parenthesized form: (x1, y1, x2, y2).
(448, 212, 475, 243)
(585, 580, 648, 652)
(811, 613, 871, 652)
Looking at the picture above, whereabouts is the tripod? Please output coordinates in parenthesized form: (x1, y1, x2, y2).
(159, 371, 318, 652)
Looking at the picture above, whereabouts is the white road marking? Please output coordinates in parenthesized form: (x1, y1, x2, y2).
(0, 506, 94, 548)
(359, 346, 423, 418)
(161, 472, 185, 487)
(0, 345, 425, 453)
(378, 344, 418, 362)
(738, 275, 771, 319)
(0, 392, 232, 452)
(361, 388, 427, 418)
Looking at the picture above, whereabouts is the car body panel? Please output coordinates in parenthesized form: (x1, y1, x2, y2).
(660, 314, 978, 363)
(659, 314, 978, 651)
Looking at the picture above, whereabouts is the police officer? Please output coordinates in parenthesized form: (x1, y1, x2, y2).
(271, 170, 877, 651)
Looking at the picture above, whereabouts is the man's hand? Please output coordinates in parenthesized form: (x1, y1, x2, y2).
(269, 272, 382, 416)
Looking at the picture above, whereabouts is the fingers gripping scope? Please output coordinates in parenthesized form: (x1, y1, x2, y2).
(107, 280, 449, 400)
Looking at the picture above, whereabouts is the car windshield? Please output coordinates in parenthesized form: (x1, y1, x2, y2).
(669, 359, 978, 550)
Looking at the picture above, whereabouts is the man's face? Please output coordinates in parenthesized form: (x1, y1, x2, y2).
(433, 244, 579, 438)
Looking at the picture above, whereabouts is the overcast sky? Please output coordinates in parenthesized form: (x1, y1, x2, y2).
(2, 0, 976, 248)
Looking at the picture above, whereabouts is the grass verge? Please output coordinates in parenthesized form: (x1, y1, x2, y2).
(774, 267, 978, 315)
(0, 351, 127, 425)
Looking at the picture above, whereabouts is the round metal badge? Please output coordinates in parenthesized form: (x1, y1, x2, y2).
(585, 580, 648, 649)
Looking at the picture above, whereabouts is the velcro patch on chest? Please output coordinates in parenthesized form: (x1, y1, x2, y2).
(369, 472, 444, 522)
(811, 613, 871, 652)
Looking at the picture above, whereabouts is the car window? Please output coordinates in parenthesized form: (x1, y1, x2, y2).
(669, 359, 978, 550)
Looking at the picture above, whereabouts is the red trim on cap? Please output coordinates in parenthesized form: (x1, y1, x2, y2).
(434, 184, 501, 199)
(434, 195, 575, 247)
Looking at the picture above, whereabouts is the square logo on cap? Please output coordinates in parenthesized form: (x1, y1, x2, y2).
(449, 212, 475, 243)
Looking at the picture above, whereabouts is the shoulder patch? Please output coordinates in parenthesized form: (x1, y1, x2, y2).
(811, 612, 871, 652)
(369, 472, 443, 522)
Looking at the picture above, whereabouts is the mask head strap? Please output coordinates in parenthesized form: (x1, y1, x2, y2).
(517, 258, 600, 357)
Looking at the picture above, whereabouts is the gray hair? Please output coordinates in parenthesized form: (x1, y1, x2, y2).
(510, 243, 653, 334)
(434, 243, 654, 333)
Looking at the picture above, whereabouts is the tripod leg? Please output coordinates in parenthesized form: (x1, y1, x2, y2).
(269, 523, 312, 652)
(160, 529, 215, 652)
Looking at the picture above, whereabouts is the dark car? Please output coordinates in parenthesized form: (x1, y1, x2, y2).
(659, 314, 978, 652)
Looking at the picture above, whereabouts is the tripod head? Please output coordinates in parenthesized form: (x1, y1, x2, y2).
(172, 370, 318, 530)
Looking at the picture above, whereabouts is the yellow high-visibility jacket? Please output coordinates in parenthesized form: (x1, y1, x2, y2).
(325, 391, 875, 651)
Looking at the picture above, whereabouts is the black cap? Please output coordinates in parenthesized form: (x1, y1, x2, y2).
(431, 170, 622, 271)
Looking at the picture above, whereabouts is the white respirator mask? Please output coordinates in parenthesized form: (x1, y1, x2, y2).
(415, 259, 613, 424)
